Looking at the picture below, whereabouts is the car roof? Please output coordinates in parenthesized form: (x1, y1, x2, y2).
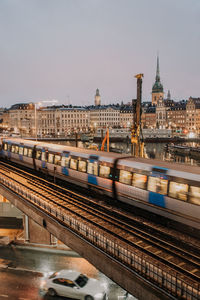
(56, 270, 80, 280)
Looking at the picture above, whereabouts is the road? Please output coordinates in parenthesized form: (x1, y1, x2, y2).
(0, 245, 136, 300)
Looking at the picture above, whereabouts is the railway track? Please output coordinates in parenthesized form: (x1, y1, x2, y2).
(0, 160, 200, 288)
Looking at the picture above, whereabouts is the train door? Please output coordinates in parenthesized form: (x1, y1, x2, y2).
(41, 148, 48, 169)
(7, 141, 12, 159)
(88, 155, 99, 185)
(19, 144, 24, 161)
(61, 151, 70, 176)
(148, 166, 168, 208)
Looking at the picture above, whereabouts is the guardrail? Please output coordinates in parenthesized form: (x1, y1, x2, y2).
(0, 173, 199, 300)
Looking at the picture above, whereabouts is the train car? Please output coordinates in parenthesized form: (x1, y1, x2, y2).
(0, 138, 200, 231)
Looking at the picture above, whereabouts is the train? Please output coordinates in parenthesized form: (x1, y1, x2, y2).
(0, 138, 200, 231)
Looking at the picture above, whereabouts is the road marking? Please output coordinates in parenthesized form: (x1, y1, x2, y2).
(0, 295, 9, 298)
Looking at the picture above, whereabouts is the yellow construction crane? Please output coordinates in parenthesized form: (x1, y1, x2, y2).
(131, 73, 144, 157)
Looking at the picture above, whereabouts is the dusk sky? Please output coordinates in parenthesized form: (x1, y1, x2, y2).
(0, 0, 199, 108)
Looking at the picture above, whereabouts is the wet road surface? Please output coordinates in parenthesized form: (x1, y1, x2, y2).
(0, 245, 136, 300)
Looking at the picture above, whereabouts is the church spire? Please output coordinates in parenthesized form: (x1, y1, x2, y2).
(152, 55, 164, 105)
(167, 90, 171, 100)
(156, 55, 160, 82)
(152, 55, 163, 94)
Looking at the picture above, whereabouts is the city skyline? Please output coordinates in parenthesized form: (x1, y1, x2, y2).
(0, 0, 199, 107)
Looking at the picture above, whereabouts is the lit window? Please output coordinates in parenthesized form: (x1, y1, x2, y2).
(19, 147, 23, 155)
(148, 176, 168, 195)
(28, 149, 32, 158)
(24, 148, 28, 156)
(70, 158, 78, 170)
(132, 173, 147, 189)
(78, 160, 87, 172)
(48, 153, 54, 164)
(119, 170, 132, 185)
(15, 146, 19, 154)
(99, 165, 110, 178)
(169, 182, 188, 201)
(36, 150, 42, 160)
(61, 157, 70, 167)
(87, 162, 98, 175)
(3, 143, 8, 151)
(189, 186, 200, 205)
(41, 152, 46, 161)
(54, 155, 61, 165)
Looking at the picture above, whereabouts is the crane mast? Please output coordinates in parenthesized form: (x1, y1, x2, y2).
(131, 73, 144, 157)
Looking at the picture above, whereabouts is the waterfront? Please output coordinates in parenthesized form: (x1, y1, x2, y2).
(53, 140, 200, 166)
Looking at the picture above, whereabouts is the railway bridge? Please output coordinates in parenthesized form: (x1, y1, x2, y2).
(0, 161, 199, 300)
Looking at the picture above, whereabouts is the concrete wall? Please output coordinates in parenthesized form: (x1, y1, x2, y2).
(0, 201, 23, 218)
(28, 217, 51, 244)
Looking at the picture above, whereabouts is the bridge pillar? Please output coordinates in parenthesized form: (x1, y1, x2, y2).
(24, 215, 56, 245)
(24, 215, 29, 242)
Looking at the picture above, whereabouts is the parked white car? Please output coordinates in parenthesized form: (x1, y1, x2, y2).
(40, 269, 107, 300)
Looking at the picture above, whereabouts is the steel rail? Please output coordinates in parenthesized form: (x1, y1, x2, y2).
(0, 161, 199, 286)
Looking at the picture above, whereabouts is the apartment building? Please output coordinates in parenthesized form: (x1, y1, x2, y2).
(37, 106, 90, 137)
(186, 97, 200, 135)
(90, 106, 120, 129)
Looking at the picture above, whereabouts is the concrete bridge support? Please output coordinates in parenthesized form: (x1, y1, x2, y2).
(0, 194, 57, 246)
(23, 214, 57, 245)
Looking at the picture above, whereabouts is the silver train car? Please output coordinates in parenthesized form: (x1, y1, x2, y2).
(0, 138, 200, 231)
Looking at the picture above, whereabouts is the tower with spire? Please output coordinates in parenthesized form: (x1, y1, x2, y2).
(167, 90, 171, 100)
(152, 56, 164, 105)
(94, 88, 101, 106)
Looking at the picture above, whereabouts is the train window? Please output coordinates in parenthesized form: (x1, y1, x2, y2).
(24, 147, 28, 156)
(132, 173, 147, 189)
(54, 154, 61, 165)
(70, 158, 78, 170)
(148, 176, 168, 195)
(28, 148, 33, 158)
(41, 152, 46, 161)
(3, 143, 8, 151)
(99, 165, 110, 178)
(119, 170, 132, 185)
(61, 157, 70, 167)
(48, 153, 54, 164)
(36, 150, 42, 160)
(189, 186, 200, 205)
(7, 144, 11, 151)
(169, 182, 188, 201)
(19, 147, 23, 155)
(78, 160, 87, 172)
(11, 145, 15, 153)
(87, 162, 98, 175)
(15, 146, 19, 154)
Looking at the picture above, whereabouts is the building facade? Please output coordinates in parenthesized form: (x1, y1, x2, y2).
(167, 100, 186, 134)
(186, 97, 200, 135)
(90, 106, 120, 130)
(37, 106, 90, 137)
(2, 103, 35, 136)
